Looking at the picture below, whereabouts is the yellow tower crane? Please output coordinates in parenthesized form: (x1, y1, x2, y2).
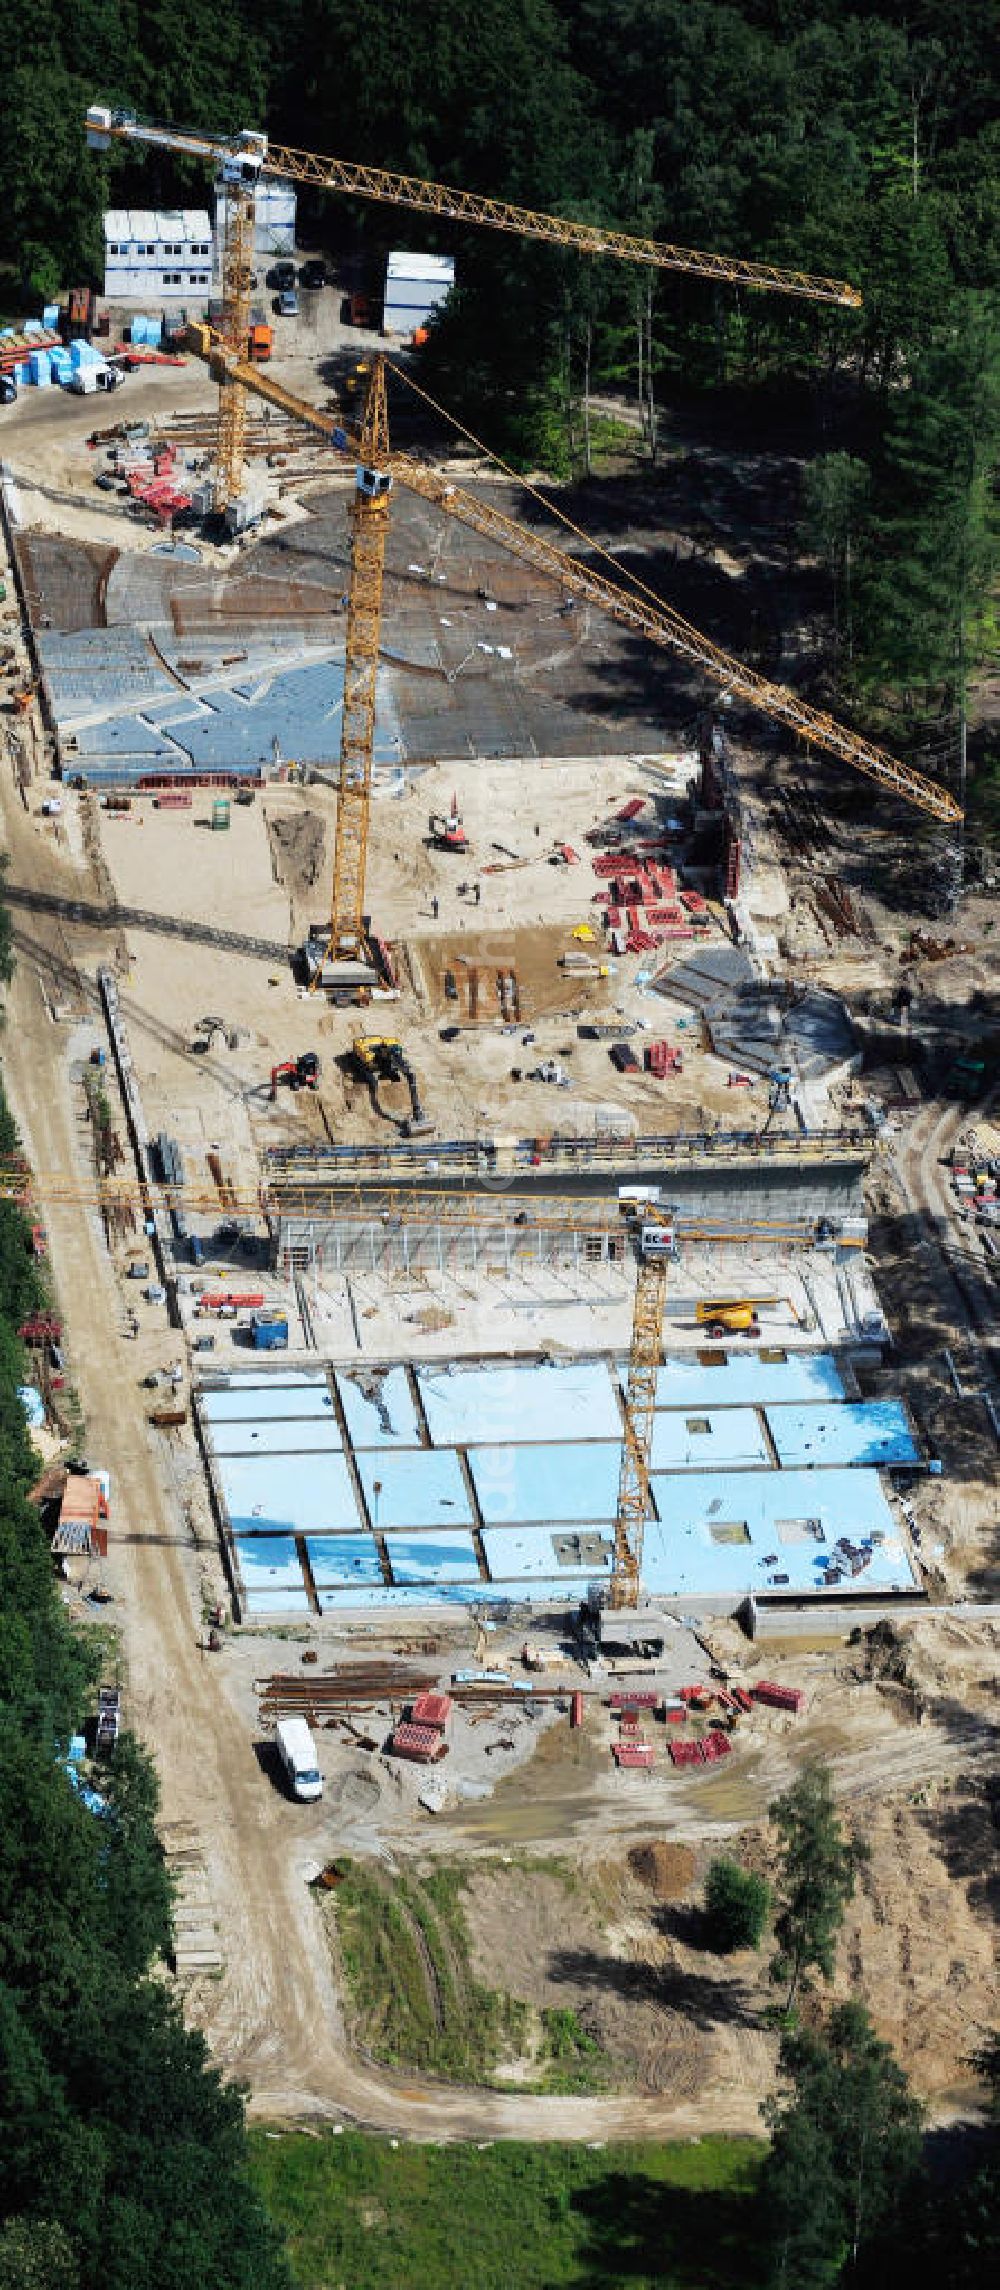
(186, 338, 962, 832)
(86, 102, 862, 511)
(328, 359, 392, 968)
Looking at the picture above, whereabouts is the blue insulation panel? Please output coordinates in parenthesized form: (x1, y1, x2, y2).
(644, 1468, 914, 1596)
(235, 1536, 307, 1594)
(649, 1407, 770, 1472)
(468, 1441, 621, 1525)
(419, 1360, 622, 1448)
(482, 1526, 613, 1582)
(383, 1531, 481, 1584)
(765, 1401, 919, 1470)
(201, 1377, 337, 1425)
(305, 1534, 384, 1587)
(356, 1449, 473, 1530)
(209, 1419, 343, 1457)
(220, 1451, 360, 1536)
(243, 1586, 313, 1617)
(336, 1366, 422, 1448)
(642, 1353, 847, 1409)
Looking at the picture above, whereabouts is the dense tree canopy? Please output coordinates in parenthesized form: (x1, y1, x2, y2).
(0, 0, 996, 792)
(0, 1035, 289, 2286)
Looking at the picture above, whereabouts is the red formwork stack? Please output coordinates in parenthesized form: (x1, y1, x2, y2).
(389, 1692, 453, 1763)
(700, 1729, 732, 1762)
(751, 1681, 805, 1714)
(388, 1722, 448, 1763)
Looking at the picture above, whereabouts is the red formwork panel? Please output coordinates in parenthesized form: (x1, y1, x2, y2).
(613, 1742, 655, 1768)
(410, 1692, 453, 1731)
(669, 1739, 706, 1767)
(609, 1692, 660, 1710)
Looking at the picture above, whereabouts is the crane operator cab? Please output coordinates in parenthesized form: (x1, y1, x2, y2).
(639, 1221, 677, 1261)
(357, 466, 392, 501)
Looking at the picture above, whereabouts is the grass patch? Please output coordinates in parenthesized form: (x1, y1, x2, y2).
(537, 2004, 617, 2095)
(249, 2127, 766, 2290)
(332, 1860, 529, 2082)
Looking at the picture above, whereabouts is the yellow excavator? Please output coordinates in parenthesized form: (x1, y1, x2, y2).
(352, 1036, 433, 1136)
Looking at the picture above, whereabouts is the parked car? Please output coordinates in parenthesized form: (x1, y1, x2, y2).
(267, 261, 296, 290)
(299, 259, 328, 290)
(276, 289, 299, 317)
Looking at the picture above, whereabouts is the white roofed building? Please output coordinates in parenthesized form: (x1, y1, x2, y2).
(383, 251, 455, 337)
(103, 210, 214, 303)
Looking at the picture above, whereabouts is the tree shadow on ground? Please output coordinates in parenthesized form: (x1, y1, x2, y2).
(547, 1945, 760, 2032)
(919, 1768, 1000, 1921)
(570, 2164, 765, 2290)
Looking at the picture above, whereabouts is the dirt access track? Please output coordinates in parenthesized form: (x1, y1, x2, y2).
(3, 758, 998, 2139)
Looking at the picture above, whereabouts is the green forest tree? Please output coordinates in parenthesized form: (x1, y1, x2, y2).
(760, 2003, 923, 2290)
(704, 1858, 771, 1953)
(769, 1763, 866, 2014)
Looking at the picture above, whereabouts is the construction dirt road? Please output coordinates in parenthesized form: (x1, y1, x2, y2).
(1, 346, 997, 2146)
(3, 755, 997, 2139)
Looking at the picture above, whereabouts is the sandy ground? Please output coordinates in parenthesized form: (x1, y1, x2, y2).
(2, 385, 998, 2142)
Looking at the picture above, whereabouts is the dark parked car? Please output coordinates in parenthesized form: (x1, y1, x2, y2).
(267, 261, 296, 291)
(299, 259, 328, 290)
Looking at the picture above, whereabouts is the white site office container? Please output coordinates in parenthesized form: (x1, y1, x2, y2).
(383, 250, 455, 335)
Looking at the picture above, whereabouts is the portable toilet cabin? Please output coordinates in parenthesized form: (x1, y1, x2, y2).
(211, 796, 231, 831)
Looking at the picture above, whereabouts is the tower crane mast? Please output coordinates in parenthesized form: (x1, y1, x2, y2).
(328, 362, 392, 968)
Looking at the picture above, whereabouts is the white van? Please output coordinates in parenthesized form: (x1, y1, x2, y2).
(274, 1717, 323, 1802)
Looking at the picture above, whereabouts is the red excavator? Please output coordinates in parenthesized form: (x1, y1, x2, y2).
(429, 792, 469, 853)
(270, 1051, 321, 1100)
